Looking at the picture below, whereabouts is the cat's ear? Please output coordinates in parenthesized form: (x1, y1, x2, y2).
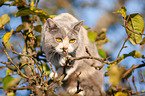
(73, 20, 84, 32)
(46, 18, 58, 31)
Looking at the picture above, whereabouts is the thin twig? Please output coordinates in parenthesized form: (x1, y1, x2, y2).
(12, 46, 37, 57)
(122, 63, 145, 79)
(117, 33, 132, 58)
(0, 61, 12, 64)
(2, 41, 29, 79)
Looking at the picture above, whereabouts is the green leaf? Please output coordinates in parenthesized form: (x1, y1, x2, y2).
(3, 75, 14, 91)
(129, 50, 142, 58)
(41, 63, 50, 76)
(36, 35, 41, 42)
(9, 0, 25, 7)
(15, 8, 49, 20)
(98, 48, 106, 58)
(125, 13, 144, 45)
(3, 76, 21, 91)
(34, 25, 42, 32)
(1, 14, 10, 25)
(88, 31, 97, 43)
(83, 25, 90, 30)
(16, 24, 25, 31)
(113, 6, 127, 18)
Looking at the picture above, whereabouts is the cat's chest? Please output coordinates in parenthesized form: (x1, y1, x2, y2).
(59, 55, 72, 66)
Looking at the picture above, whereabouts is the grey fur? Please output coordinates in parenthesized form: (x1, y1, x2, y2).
(41, 13, 105, 96)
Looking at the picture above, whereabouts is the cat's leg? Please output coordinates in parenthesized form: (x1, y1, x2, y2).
(59, 55, 72, 66)
(64, 64, 78, 80)
(67, 87, 85, 96)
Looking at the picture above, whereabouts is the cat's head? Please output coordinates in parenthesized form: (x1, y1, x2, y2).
(43, 18, 83, 54)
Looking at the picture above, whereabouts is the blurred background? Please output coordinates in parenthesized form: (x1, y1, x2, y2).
(0, 0, 145, 95)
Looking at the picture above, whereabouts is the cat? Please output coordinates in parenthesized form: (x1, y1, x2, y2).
(41, 13, 105, 96)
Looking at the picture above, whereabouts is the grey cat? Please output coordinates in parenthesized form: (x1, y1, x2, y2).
(41, 13, 105, 96)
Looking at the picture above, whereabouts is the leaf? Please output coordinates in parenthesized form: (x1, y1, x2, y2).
(9, 0, 25, 7)
(98, 48, 106, 58)
(36, 35, 41, 42)
(129, 50, 142, 58)
(6, 69, 13, 76)
(3, 75, 14, 91)
(30, 0, 35, 7)
(113, 6, 127, 18)
(3, 29, 14, 50)
(3, 76, 21, 91)
(83, 25, 90, 30)
(3, 29, 13, 43)
(88, 31, 97, 43)
(125, 13, 144, 45)
(109, 65, 125, 86)
(34, 25, 42, 32)
(1, 14, 10, 25)
(0, 18, 3, 29)
(49, 15, 56, 18)
(41, 63, 50, 76)
(115, 92, 128, 96)
(15, 8, 49, 20)
(16, 24, 25, 31)
(7, 90, 15, 96)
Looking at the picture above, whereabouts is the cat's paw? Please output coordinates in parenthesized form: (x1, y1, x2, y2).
(59, 57, 66, 66)
(68, 87, 85, 96)
(49, 72, 58, 79)
(59, 55, 72, 66)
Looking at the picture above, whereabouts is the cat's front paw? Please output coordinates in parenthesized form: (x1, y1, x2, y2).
(68, 87, 85, 96)
(49, 72, 58, 79)
(59, 55, 72, 66)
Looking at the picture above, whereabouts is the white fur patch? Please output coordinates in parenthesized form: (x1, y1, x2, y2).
(49, 72, 58, 79)
(67, 87, 85, 96)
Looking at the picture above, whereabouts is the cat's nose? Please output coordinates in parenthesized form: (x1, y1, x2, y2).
(63, 46, 68, 51)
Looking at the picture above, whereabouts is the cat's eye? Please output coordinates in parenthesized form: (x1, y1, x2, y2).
(56, 38, 62, 42)
(69, 39, 76, 43)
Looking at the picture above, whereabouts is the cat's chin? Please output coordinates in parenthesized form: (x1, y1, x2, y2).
(58, 51, 68, 55)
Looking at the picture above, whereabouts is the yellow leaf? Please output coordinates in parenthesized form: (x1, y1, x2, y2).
(113, 6, 127, 18)
(0, 18, 3, 29)
(3, 32, 11, 43)
(109, 65, 125, 86)
(30, 7, 36, 11)
(7, 90, 15, 96)
(3, 29, 13, 43)
(30, 1, 35, 7)
(49, 15, 56, 18)
(115, 92, 128, 96)
(6, 69, 13, 76)
(1, 14, 10, 25)
(3, 29, 13, 50)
